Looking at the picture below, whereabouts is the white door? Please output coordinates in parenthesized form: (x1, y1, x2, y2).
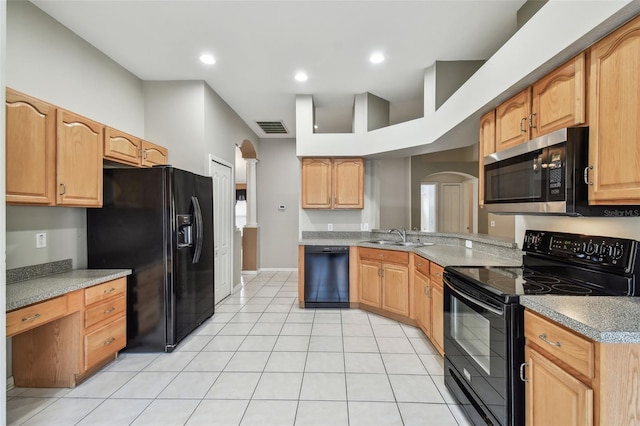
(441, 183, 463, 233)
(210, 160, 233, 304)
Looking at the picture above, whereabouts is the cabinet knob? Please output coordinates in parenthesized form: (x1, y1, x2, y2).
(59, 183, 66, 195)
(21, 313, 41, 322)
(519, 362, 529, 382)
(520, 117, 527, 133)
(528, 112, 537, 129)
(583, 165, 594, 185)
(103, 337, 116, 346)
(539, 333, 561, 347)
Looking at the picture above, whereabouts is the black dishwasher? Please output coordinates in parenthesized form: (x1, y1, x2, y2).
(304, 246, 350, 308)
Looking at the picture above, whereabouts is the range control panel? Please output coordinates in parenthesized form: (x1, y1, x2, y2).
(523, 230, 637, 272)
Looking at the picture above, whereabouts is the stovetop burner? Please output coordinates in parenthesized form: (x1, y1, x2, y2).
(448, 266, 617, 298)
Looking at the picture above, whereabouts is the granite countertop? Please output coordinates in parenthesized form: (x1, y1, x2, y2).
(7, 269, 132, 311)
(299, 232, 521, 267)
(520, 296, 640, 344)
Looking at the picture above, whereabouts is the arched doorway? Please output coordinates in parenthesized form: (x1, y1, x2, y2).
(420, 172, 478, 233)
(235, 139, 259, 272)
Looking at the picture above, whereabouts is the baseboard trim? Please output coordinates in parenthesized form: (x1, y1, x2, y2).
(259, 268, 298, 272)
(241, 270, 258, 275)
(7, 376, 14, 392)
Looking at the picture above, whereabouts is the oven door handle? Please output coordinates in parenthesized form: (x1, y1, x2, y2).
(445, 281, 504, 316)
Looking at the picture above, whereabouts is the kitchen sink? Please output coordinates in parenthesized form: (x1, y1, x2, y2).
(364, 240, 434, 248)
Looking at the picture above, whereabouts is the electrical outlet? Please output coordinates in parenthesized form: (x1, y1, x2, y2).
(361, 223, 369, 231)
(490, 220, 496, 227)
(465, 240, 473, 249)
(36, 232, 47, 249)
(328, 223, 333, 231)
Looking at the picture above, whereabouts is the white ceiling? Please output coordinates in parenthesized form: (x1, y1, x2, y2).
(30, 0, 527, 139)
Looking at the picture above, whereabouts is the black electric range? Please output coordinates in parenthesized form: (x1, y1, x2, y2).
(442, 230, 640, 426)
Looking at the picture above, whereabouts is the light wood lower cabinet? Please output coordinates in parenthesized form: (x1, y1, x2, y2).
(525, 345, 593, 426)
(358, 248, 409, 316)
(412, 254, 444, 356)
(7, 278, 127, 388)
(524, 309, 640, 426)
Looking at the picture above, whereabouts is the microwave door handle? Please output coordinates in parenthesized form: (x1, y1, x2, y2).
(445, 281, 503, 316)
(191, 196, 204, 264)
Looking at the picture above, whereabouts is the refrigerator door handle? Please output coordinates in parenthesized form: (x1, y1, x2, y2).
(191, 196, 204, 264)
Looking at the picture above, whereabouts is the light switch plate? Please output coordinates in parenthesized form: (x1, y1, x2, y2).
(361, 223, 369, 231)
(465, 240, 473, 249)
(328, 223, 333, 231)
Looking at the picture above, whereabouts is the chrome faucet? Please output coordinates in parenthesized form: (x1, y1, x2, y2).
(387, 227, 407, 242)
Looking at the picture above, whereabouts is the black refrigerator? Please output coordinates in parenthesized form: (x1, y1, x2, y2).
(87, 166, 214, 352)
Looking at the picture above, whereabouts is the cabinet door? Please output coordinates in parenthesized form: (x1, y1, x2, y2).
(104, 127, 141, 166)
(381, 263, 409, 316)
(495, 88, 531, 151)
(588, 15, 640, 204)
(478, 110, 495, 207)
(141, 140, 169, 167)
(5, 88, 56, 205)
(414, 271, 431, 336)
(301, 158, 332, 209)
(359, 260, 382, 308)
(332, 158, 364, 209)
(57, 110, 104, 207)
(531, 53, 586, 138)
(525, 346, 593, 426)
(431, 280, 444, 355)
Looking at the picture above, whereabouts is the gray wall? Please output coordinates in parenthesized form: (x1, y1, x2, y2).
(257, 139, 299, 269)
(435, 60, 485, 110)
(379, 157, 411, 230)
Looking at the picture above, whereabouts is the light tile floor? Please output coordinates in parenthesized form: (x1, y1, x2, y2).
(7, 271, 472, 426)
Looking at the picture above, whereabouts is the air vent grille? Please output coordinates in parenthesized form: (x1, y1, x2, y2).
(256, 121, 288, 134)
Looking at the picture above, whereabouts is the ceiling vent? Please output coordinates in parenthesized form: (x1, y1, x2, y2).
(256, 121, 288, 134)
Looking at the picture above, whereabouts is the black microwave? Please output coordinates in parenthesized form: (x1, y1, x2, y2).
(484, 127, 640, 217)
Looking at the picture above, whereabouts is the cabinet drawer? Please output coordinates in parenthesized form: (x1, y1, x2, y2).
(85, 277, 126, 306)
(85, 316, 126, 369)
(85, 295, 126, 329)
(414, 255, 430, 276)
(430, 263, 444, 285)
(359, 248, 409, 264)
(7, 295, 68, 337)
(525, 310, 594, 378)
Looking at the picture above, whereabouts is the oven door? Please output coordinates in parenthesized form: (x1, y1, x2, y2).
(443, 275, 523, 426)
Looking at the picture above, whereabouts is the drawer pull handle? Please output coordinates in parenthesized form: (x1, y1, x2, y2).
(103, 288, 116, 294)
(103, 307, 116, 314)
(539, 333, 561, 347)
(417, 262, 422, 266)
(21, 313, 41, 322)
(104, 337, 116, 346)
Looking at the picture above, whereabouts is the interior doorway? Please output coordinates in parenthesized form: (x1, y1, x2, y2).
(420, 172, 477, 233)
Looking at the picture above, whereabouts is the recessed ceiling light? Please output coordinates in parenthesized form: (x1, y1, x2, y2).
(199, 54, 216, 65)
(295, 72, 308, 82)
(369, 52, 385, 64)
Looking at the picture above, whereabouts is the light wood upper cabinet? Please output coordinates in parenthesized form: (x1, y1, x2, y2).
(478, 110, 495, 207)
(301, 158, 332, 208)
(495, 88, 532, 151)
(5, 88, 56, 205)
(141, 140, 169, 167)
(301, 157, 364, 209)
(490, 53, 587, 155)
(104, 127, 142, 166)
(588, 15, 640, 204)
(104, 128, 169, 168)
(531, 52, 586, 138)
(332, 158, 364, 209)
(57, 109, 104, 207)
